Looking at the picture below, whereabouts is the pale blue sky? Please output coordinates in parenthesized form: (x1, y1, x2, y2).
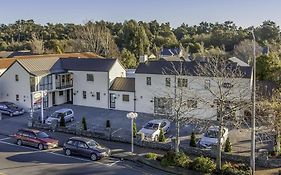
(1, 0, 281, 27)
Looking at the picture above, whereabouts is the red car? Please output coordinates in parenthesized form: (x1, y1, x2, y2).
(13, 129, 59, 150)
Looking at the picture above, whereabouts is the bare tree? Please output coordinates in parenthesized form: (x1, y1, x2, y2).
(30, 33, 44, 54)
(159, 57, 252, 170)
(233, 39, 262, 64)
(71, 21, 119, 57)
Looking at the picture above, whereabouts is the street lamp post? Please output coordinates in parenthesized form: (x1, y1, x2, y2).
(251, 29, 256, 175)
(127, 112, 138, 153)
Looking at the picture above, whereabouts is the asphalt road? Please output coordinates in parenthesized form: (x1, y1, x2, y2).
(0, 135, 170, 175)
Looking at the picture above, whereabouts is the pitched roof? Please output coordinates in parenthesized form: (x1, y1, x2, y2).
(135, 60, 252, 78)
(109, 77, 135, 92)
(17, 57, 60, 76)
(229, 57, 250, 66)
(0, 58, 15, 69)
(60, 58, 117, 72)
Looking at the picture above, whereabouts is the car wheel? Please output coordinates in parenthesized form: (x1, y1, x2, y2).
(17, 139, 22, 146)
(90, 153, 97, 161)
(154, 135, 159, 141)
(65, 149, 71, 156)
(38, 143, 44, 150)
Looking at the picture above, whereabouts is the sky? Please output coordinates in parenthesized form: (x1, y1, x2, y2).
(1, 0, 281, 28)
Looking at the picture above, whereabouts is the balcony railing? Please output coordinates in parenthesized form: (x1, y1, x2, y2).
(56, 81, 73, 89)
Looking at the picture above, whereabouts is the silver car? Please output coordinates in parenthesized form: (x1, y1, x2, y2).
(45, 108, 74, 125)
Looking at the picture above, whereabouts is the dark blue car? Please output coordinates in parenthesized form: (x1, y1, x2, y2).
(0, 102, 25, 117)
(63, 137, 110, 161)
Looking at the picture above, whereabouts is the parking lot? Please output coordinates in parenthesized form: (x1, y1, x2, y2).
(0, 104, 272, 156)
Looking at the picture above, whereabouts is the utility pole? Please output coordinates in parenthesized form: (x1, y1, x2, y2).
(250, 29, 256, 175)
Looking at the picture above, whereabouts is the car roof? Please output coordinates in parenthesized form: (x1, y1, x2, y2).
(147, 119, 167, 124)
(54, 108, 73, 113)
(19, 128, 41, 133)
(69, 137, 92, 142)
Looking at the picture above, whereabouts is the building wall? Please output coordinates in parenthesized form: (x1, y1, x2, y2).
(135, 73, 251, 119)
(109, 90, 135, 112)
(109, 60, 126, 86)
(0, 62, 31, 110)
(71, 71, 109, 108)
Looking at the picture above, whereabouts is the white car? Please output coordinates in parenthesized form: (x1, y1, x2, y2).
(46, 108, 74, 125)
(199, 126, 229, 149)
(138, 119, 170, 141)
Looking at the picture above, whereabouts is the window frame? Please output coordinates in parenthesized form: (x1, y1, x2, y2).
(82, 91, 87, 99)
(15, 74, 19, 81)
(165, 77, 171, 87)
(122, 94, 129, 102)
(146, 77, 151, 85)
(96, 92, 100, 100)
(178, 78, 188, 87)
(86, 74, 94, 82)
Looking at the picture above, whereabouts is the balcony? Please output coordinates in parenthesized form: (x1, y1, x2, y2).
(56, 81, 73, 89)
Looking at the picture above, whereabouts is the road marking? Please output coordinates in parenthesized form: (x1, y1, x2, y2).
(111, 128, 122, 135)
(0, 140, 115, 166)
(108, 160, 121, 167)
(0, 137, 10, 141)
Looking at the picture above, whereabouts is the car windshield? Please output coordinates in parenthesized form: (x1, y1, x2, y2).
(204, 130, 218, 138)
(51, 112, 64, 118)
(144, 123, 159, 130)
(6, 103, 18, 109)
(36, 132, 49, 138)
(87, 140, 99, 148)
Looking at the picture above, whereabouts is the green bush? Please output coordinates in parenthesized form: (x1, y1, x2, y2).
(160, 151, 191, 168)
(190, 132, 197, 147)
(82, 117, 87, 131)
(190, 156, 216, 173)
(224, 137, 232, 152)
(221, 162, 251, 175)
(145, 153, 158, 160)
(59, 115, 65, 127)
(133, 121, 137, 138)
(158, 128, 166, 142)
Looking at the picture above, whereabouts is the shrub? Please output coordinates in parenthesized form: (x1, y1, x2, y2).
(174, 152, 191, 168)
(59, 115, 65, 127)
(221, 162, 251, 175)
(190, 156, 215, 173)
(106, 120, 111, 128)
(224, 137, 232, 152)
(160, 151, 191, 168)
(190, 132, 196, 147)
(145, 153, 158, 160)
(158, 128, 166, 142)
(82, 117, 87, 131)
(133, 121, 137, 138)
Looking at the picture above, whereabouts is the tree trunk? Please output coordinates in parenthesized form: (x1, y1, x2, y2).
(276, 128, 280, 156)
(216, 106, 223, 171)
(175, 118, 180, 153)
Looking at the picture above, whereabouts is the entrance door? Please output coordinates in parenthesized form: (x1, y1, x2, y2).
(52, 92, 56, 105)
(110, 93, 116, 108)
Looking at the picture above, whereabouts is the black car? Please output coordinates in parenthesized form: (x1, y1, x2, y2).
(0, 102, 25, 116)
(63, 137, 110, 161)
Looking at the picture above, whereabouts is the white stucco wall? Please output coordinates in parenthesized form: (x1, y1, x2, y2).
(109, 90, 135, 112)
(71, 71, 109, 108)
(135, 73, 252, 119)
(109, 60, 126, 86)
(0, 62, 31, 110)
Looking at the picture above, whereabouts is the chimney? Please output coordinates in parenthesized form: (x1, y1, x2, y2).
(139, 55, 148, 63)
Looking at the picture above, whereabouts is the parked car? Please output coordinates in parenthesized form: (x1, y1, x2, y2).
(138, 119, 170, 141)
(0, 102, 24, 117)
(63, 137, 110, 161)
(12, 128, 59, 150)
(45, 108, 74, 125)
(199, 126, 229, 149)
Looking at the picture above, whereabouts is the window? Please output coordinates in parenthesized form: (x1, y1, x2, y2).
(154, 97, 173, 114)
(15, 74, 19, 81)
(146, 77, 151, 85)
(160, 122, 167, 128)
(178, 78, 188, 87)
(59, 91, 64, 96)
(16, 94, 19, 101)
(186, 100, 197, 108)
(223, 82, 233, 88)
(77, 141, 88, 148)
(66, 140, 77, 146)
(204, 80, 210, 89)
(122, 94, 129, 102)
(83, 91, 87, 99)
(87, 74, 94, 82)
(165, 78, 171, 87)
(96, 92, 100, 100)
(39, 75, 52, 91)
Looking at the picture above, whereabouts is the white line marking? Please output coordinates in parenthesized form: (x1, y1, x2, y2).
(0, 137, 10, 141)
(111, 128, 122, 135)
(0, 140, 112, 166)
(108, 160, 121, 167)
